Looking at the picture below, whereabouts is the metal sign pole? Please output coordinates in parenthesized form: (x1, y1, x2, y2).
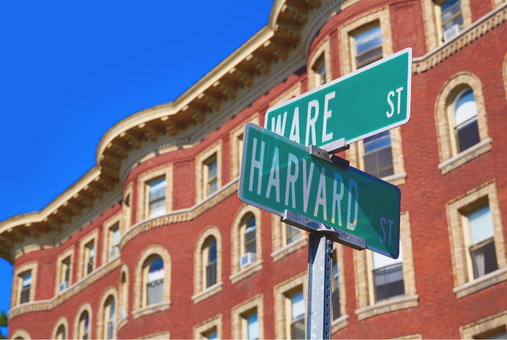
(307, 232, 333, 339)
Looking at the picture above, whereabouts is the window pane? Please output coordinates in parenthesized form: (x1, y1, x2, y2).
(454, 90, 477, 126)
(287, 224, 301, 244)
(208, 160, 217, 180)
(468, 205, 495, 245)
(148, 258, 164, 282)
(149, 198, 166, 217)
(373, 263, 405, 302)
(441, 0, 463, 30)
(209, 240, 217, 263)
(147, 280, 163, 305)
(22, 273, 31, 287)
(488, 331, 507, 339)
(107, 321, 114, 339)
(332, 289, 340, 320)
(206, 261, 217, 288)
(355, 25, 383, 69)
(247, 313, 259, 340)
(89, 244, 95, 258)
(373, 244, 403, 269)
(207, 332, 218, 340)
(245, 216, 256, 254)
(470, 237, 498, 279)
(364, 131, 391, 153)
(291, 317, 305, 340)
(149, 179, 166, 201)
(113, 228, 120, 246)
(456, 117, 480, 153)
(208, 179, 218, 196)
(110, 298, 115, 319)
(364, 146, 394, 178)
(291, 291, 304, 320)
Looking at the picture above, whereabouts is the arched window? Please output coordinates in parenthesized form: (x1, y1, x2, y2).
(239, 214, 256, 268)
(203, 237, 217, 288)
(453, 88, 480, 153)
(78, 311, 90, 340)
(144, 256, 164, 306)
(103, 296, 115, 339)
(56, 325, 66, 339)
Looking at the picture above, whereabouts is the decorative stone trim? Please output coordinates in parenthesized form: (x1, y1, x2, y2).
(117, 316, 128, 333)
(433, 71, 490, 173)
(355, 295, 419, 321)
(54, 246, 75, 296)
(393, 333, 423, 339)
(78, 228, 99, 280)
(307, 38, 332, 90)
(120, 179, 239, 251)
(193, 226, 222, 296)
(269, 83, 302, 109)
(96, 286, 119, 339)
(271, 234, 308, 263)
(347, 126, 406, 186)
(445, 181, 506, 288)
(193, 314, 222, 339)
(137, 164, 173, 222)
(231, 294, 264, 339)
(11, 261, 38, 308)
(132, 301, 172, 320)
(454, 266, 507, 299)
(133, 244, 171, 311)
(8, 257, 120, 322)
(503, 54, 507, 105)
(102, 211, 122, 265)
(494, 0, 507, 8)
(231, 204, 263, 278)
(460, 309, 507, 338)
(230, 260, 264, 285)
(123, 180, 134, 232)
(230, 113, 260, 179)
(270, 213, 307, 259)
(137, 331, 171, 339)
(353, 212, 416, 310)
(338, 6, 393, 76)
(192, 282, 223, 305)
(438, 138, 492, 174)
(195, 140, 223, 203)
(73, 302, 93, 340)
(9, 329, 31, 340)
(331, 314, 348, 334)
(273, 272, 307, 339)
(51, 316, 69, 339)
(413, 3, 507, 74)
(420, 0, 472, 52)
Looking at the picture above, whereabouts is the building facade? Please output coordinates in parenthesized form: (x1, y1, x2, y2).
(3, 0, 507, 338)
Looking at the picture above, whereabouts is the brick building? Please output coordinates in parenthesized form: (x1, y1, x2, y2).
(2, 0, 507, 338)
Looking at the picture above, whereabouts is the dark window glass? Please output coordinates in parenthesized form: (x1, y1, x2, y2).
(364, 131, 394, 178)
(244, 216, 256, 254)
(373, 263, 405, 302)
(206, 239, 217, 288)
(470, 237, 498, 279)
(355, 25, 383, 69)
(332, 260, 340, 320)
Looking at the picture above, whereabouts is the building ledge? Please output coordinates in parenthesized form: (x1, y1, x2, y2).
(117, 317, 128, 332)
(438, 138, 492, 174)
(331, 314, 348, 334)
(355, 295, 419, 321)
(382, 172, 407, 186)
(271, 236, 308, 262)
(192, 282, 223, 304)
(230, 260, 263, 284)
(132, 301, 171, 320)
(453, 266, 507, 299)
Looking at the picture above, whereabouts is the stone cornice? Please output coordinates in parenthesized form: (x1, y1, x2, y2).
(8, 256, 121, 322)
(413, 2, 507, 74)
(120, 179, 239, 251)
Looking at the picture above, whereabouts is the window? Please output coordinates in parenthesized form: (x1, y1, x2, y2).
(148, 178, 166, 218)
(55, 248, 74, 296)
(78, 311, 90, 340)
(372, 245, 404, 303)
(452, 89, 480, 153)
(119, 268, 128, 320)
(103, 296, 115, 339)
(242, 214, 256, 257)
(353, 24, 383, 69)
(331, 256, 340, 320)
(230, 114, 260, 179)
(245, 312, 259, 340)
(146, 257, 164, 305)
(56, 325, 66, 339)
(363, 130, 394, 178)
(123, 192, 132, 229)
(465, 205, 498, 280)
(203, 328, 218, 340)
(85, 241, 95, 275)
(203, 237, 218, 288)
(232, 294, 264, 339)
(205, 155, 218, 197)
(308, 40, 330, 91)
(313, 55, 327, 87)
(460, 310, 507, 339)
(288, 291, 305, 339)
(435, 0, 463, 43)
(60, 257, 71, 291)
(286, 224, 301, 245)
(19, 272, 31, 305)
(446, 181, 507, 298)
(193, 314, 223, 340)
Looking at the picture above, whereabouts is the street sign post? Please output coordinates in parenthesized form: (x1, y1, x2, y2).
(265, 48, 412, 152)
(238, 123, 401, 259)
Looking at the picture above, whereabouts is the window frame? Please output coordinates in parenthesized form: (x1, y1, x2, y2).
(118, 263, 129, 331)
(231, 294, 264, 340)
(122, 181, 133, 231)
(460, 309, 507, 338)
(274, 272, 307, 339)
(136, 164, 173, 222)
(11, 261, 38, 308)
(195, 140, 222, 203)
(307, 38, 331, 90)
(102, 213, 122, 265)
(194, 314, 223, 340)
(271, 214, 308, 262)
(78, 229, 99, 280)
(73, 302, 93, 340)
(193, 226, 223, 303)
(52, 316, 69, 340)
(230, 113, 260, 179)
(54, 247, 74, 296)
(446, 181, 507, 298)
(97, 287, 118, 340)
(204, 155, 218, 197)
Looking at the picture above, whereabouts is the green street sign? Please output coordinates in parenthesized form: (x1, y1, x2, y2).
(238, 123, 401, 259)
(265, 48, 412, 150)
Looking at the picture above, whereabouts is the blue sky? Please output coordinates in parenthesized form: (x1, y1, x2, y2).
(0, 0, 274, 327)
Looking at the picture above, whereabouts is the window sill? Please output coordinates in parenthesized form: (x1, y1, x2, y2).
(331, 314, 348, 334)
(271, 236, 308, 262)
(382, 172, 407, 186)
(438, 138, 492, 175)
(230, 260, 263, 284)
(192, 282, 223, 304)
(355, 295, 419, 321)
(132, 301, 171, 320)
(453, 266, 507, 299)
